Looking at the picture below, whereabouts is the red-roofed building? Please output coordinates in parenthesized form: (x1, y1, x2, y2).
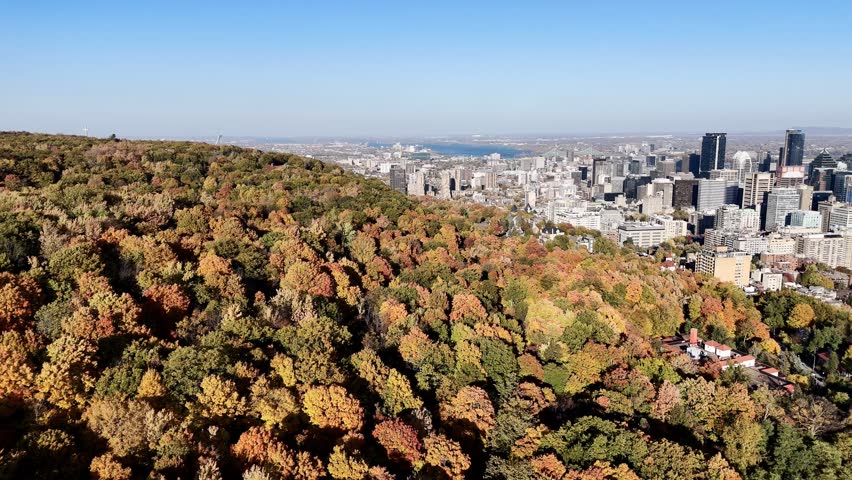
(715, 344, 732, 359)
(761, 367, 779, 377)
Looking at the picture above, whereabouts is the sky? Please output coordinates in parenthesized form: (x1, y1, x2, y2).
(2, 1, 852, 138)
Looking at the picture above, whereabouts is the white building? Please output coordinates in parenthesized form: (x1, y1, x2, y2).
(764, 188, 801, 231)
(653, 215, 688, 240)
(796, 233, 852, 268)
(618, 223, 666, 248)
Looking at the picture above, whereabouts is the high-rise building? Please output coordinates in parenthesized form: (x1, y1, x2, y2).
(811, 148, 837, 170)
(828, 204, 852, 232)
(439, 170, 453, 199)
(695, 246, 752, 287)
(796, 184, 813, 211)
(673, 179, 699, 208)
(763, 188, 801, 231)
(780, 129, 805, 167)
(389, 165, 407, 194)
(697, 179, 728, 211)
(485, 172, 497, 190)
(591, 158, 607, 185)
(656, 159, 677, 176)
(700, 133, 726, 177)
(407, 170, 426, 196)
(742, 172, 774, 208)
(796, 233, 852, 268)
(833, 172, 852, 203)
(687, 153, 701, 176)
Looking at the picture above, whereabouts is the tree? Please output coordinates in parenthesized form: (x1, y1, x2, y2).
(373, 419, 423, 466)
(440, 385, 496, 435)
(788, 303, 815, 329)
(193, 375, 247, 420)
(450, 293, 487, 324)
(302, 384, 363, 431)
(424, 434, 470, 480)
(0, 273, 42, 330)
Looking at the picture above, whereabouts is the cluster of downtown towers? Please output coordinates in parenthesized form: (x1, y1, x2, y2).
(694, 129, 805, 178)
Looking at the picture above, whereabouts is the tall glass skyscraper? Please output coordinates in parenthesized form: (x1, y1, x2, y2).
(780, 129, 805, 167)
(699, 133, 726, 177)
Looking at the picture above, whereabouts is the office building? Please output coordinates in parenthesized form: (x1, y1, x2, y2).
(697, 179, 728, 211)
(780, 129, 805, 167)
(742, 172, 774, 208)
(700, 133, 726, 176)
(389, 166, 407, 194)
(591, 158, 607, 185)
(787, 210, 822, 229)
(673, 179, 699, 208)
(828, 204, 852, 231)
(709, 169, 739, 183)
(687, 153, 701, 177)
(764, 188, 801, 231)
(796, 184, 813, 211)
(811, 148, 837, 170)
(695, 246, 752, 287)
(617, 223, 666, 248)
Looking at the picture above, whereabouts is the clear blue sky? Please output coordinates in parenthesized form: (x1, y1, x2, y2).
(2, 1, 851, 137)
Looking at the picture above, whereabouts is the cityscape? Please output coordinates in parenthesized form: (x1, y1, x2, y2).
(246, 129, 852, 306)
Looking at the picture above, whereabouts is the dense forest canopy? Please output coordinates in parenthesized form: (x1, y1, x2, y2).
(0, 132, 850, 480)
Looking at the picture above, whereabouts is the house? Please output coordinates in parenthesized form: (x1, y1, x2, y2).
(715, 344, 732, 359)
(732, 355, 756, 368)
(761, 367, 779, 377)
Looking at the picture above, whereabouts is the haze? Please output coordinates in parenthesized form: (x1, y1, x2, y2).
(2, 0, 852, 137)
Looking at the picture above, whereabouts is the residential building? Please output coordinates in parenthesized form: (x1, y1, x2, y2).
(695, 246, 752, 287)
(653, 215, 688, 240)
(796, 233, 852, 268)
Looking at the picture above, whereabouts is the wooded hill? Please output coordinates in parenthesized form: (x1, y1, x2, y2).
(0, 132, 849, 479)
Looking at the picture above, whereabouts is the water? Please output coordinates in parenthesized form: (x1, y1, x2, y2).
(370, 142, 529, 158)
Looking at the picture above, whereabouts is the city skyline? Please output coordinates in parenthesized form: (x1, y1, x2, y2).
(2, 1, 852, 137)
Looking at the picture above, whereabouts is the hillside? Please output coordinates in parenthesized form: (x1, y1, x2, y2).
(0, 132, 849, 480)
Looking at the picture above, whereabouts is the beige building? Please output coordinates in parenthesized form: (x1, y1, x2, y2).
(695, 246, 752, 287)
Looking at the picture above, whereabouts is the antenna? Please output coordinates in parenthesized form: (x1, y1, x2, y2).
(83, 127, 89, 137)
(215, 134, 223, 145)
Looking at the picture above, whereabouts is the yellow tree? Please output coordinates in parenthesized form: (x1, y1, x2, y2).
(302, 385, 363, 431)
(787, 303, 815, 329)
(424, 434, 470, 480)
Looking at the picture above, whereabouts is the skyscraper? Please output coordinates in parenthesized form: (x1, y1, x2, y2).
(389, 165, 407, 194)
(764, 188, 801, 231)
(742, 172, 774, 208)
(780, 129, 805, 167)
(700, 133, 726, 177)
(687, 153, 701, 177)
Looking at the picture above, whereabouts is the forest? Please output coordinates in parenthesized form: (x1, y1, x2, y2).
(0, 132, 850, 480)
